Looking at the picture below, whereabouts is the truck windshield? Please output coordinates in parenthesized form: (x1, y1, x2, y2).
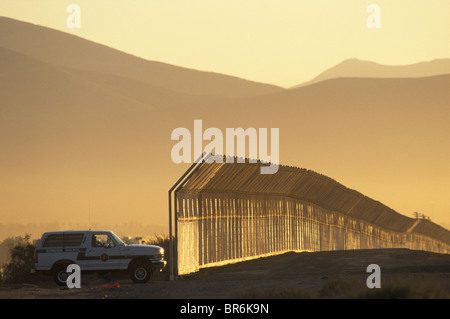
(111, 233, 126, 246)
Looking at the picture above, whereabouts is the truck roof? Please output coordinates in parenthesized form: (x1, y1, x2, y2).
(41, 230, 114, 236)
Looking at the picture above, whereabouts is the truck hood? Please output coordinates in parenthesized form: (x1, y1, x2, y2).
(122, 244, 162, 255)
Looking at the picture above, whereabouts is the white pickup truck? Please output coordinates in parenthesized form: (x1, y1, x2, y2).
(32, 230, 166, 285)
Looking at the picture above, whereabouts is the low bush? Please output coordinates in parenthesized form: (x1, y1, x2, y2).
(232, 286, 313, 299)
(0, 234, 37, 284)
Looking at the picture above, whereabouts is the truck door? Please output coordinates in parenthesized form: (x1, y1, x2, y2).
(84, 232, 124, 270)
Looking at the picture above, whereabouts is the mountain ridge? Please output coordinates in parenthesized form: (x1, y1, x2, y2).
(0, 16, 284, 98)
(1, 17, 450, 232)
(291, 57, 450, 88)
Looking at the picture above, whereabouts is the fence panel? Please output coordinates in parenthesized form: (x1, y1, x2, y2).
(176, 161, 450, 275)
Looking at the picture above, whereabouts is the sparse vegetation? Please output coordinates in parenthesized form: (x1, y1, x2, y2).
(356, 279, 450, 299)
(0, 234, 37, 284)
(145, 235, 171, 277)
(232, 277, 450, 299)
(318, 279, 358, 298)
(232, 286, 313, 299)
(146, 234, 170, 252)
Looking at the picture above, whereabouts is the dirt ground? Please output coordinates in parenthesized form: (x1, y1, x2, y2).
(1, 248, 449, 299)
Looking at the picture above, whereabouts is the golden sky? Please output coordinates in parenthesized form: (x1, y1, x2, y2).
(2, 0, 449, 87)
(1, 1, 449, 233)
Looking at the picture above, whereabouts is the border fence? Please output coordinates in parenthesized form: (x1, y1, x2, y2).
(170, 156, 450, 277)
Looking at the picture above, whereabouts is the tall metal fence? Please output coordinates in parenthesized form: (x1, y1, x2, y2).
(174, 158, 450, 275)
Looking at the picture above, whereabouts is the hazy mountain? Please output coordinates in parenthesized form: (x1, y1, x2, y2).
(1, 18, 449, 233)
(0, 16, 283, 98)
(291, 58, 450, 88)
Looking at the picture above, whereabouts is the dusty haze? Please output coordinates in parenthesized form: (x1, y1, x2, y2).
(0, 15, 449, 240)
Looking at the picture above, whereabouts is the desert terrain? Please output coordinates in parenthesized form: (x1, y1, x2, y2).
(1, 248, 449, 299)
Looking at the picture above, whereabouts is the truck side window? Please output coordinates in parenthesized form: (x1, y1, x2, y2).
(92, 234, 116, 248)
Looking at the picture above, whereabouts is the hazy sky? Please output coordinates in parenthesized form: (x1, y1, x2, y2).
(2, 0, 449, 87)
(1, 1, 450, 233)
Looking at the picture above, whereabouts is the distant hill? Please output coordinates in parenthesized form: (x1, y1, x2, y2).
(1, 17, 450, 232)
(0, 16, 283, 98)
(291, 58, 450, 88)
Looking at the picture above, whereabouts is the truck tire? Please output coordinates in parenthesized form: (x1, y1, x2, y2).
(53, 263, 71, 286)
(129, 261, 153, 284)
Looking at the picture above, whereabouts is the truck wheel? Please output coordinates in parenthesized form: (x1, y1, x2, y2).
(53, 263, 71, 286)
(129, 261, 153, 284)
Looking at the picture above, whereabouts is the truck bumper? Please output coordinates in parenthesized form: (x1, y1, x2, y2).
(151, 260, 167, 271)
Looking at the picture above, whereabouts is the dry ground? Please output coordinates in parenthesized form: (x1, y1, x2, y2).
(1, 248, 449, 299)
